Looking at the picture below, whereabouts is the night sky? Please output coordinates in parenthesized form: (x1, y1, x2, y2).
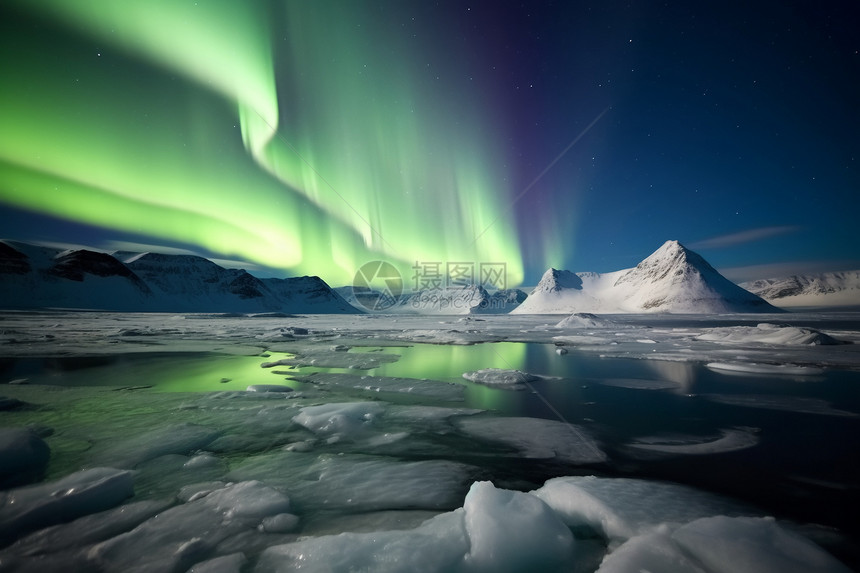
(1, 1, 858, 287)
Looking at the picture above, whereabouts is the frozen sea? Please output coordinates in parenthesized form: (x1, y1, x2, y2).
(1, 310, 859, 572)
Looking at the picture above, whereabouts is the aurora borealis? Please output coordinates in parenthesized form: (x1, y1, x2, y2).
(1, 1, 858, 286)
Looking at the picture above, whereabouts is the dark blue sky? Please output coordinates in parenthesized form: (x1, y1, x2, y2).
(483, 1, 859, 281)
(1, 1, 858, 285)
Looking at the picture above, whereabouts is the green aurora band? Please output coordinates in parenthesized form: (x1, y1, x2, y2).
(1, 1, 524, 286)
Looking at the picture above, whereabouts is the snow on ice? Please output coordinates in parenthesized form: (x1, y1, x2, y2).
(0, 310, 858, 571)
(461, 368, 539, 391)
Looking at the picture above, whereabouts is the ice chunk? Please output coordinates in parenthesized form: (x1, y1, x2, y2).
(188, 553, 248, 573)
(706, 362, 824, 376)
(245, 384, 293, 393)
(261, 348, 399, 369)
(596, 527, 708, 573)
(256, 510, 469, 573)
(386, 405, 483, 421)
(0, 468, 133, 541)
(0, 427, 50, 488)
(455, 416, 607, 464)
(598, 378, 681, 390)
(292, 401, 386, 438)
(696, 324, 844, 346)
(87, 481, 290, 572)
(292, 454, 473, 512)
(183, 453, 225, 470)
(228, 452, 473, 512)
(533, 476, 751, 542)
(7, 499, 171, 557)
(627, 427, 760, 456)
(91, 423, 220, 468)
(555, 312, 616, 328)
(292, 372, 465, 401)
(461, 368, 538, 391)
(703, 394, 858, 417)
(256, 481, 575, 573)
(259, 513, 300, 534)
(463, 481, 574, 571)
(299, 509, 443, 536)
(178, 481, 228, 503)
(671, 516, 852, 573)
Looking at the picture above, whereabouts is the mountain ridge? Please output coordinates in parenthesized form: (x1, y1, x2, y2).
(741, 270, 860, 307)
(0, 240, 357, 313)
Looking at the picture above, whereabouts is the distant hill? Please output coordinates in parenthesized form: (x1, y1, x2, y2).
(0, 240, 357, 313)
(335, 284, 528, 314)
(741, 271, 860, 308)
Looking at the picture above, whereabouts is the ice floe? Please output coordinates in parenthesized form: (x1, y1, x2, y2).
(555, 313, 617, 329)
(706, 362, 824, 376)
(0, 311, 858, 570)
(261, 348, 400, 370)
(0, 468, 134, 542)
(246, 384, 293, 393)
(86, 480, 294, 572)
(697, 323, 845, 346)
(669, 515, 852, 573)
(703, 394, 859, 417)
(597, 378, 682, 390)
(461, 368, 538, 391)
(292, 401, 386, 439)
(596, 517, 853, 573)
(292, 372, 466, 401)
(626, 427, 760, 456)
(91, 423, 220, 468)
(256, 481, 574, 573)
(227, 452, 474, 513)
(532, 476, 753, 542)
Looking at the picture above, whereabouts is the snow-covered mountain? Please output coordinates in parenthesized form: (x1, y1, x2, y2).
(336, 284, 528, 314)
(0, 240, 357, 313)
(740, 271, 860, 308)
(513, 240, 780, 314)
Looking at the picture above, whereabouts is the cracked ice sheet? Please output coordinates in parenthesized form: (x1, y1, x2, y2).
(2, 311, 859, 369)
(255, 481, 576, 573)
(454, 416, 607, 464)
(289, 372, 466, 401)
(226, 451, 475, 513)
(254, 478, 850, 573)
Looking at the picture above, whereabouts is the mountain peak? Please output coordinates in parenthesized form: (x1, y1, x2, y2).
(515, 240, 780, 314)
(533, 268, 583, 294)
(616, 240, 716, 288)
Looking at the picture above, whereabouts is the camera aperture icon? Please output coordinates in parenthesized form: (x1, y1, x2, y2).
(352, 261, 403, 311)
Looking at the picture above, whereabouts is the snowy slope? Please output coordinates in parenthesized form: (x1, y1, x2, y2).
(0, 241, 154, 311)
(336, 284, 527, 314)
(513, 240, 780, 314)
(0, 240, 357, 313)
(260, 276, 358, 314)
(741, 271, 860, 308)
